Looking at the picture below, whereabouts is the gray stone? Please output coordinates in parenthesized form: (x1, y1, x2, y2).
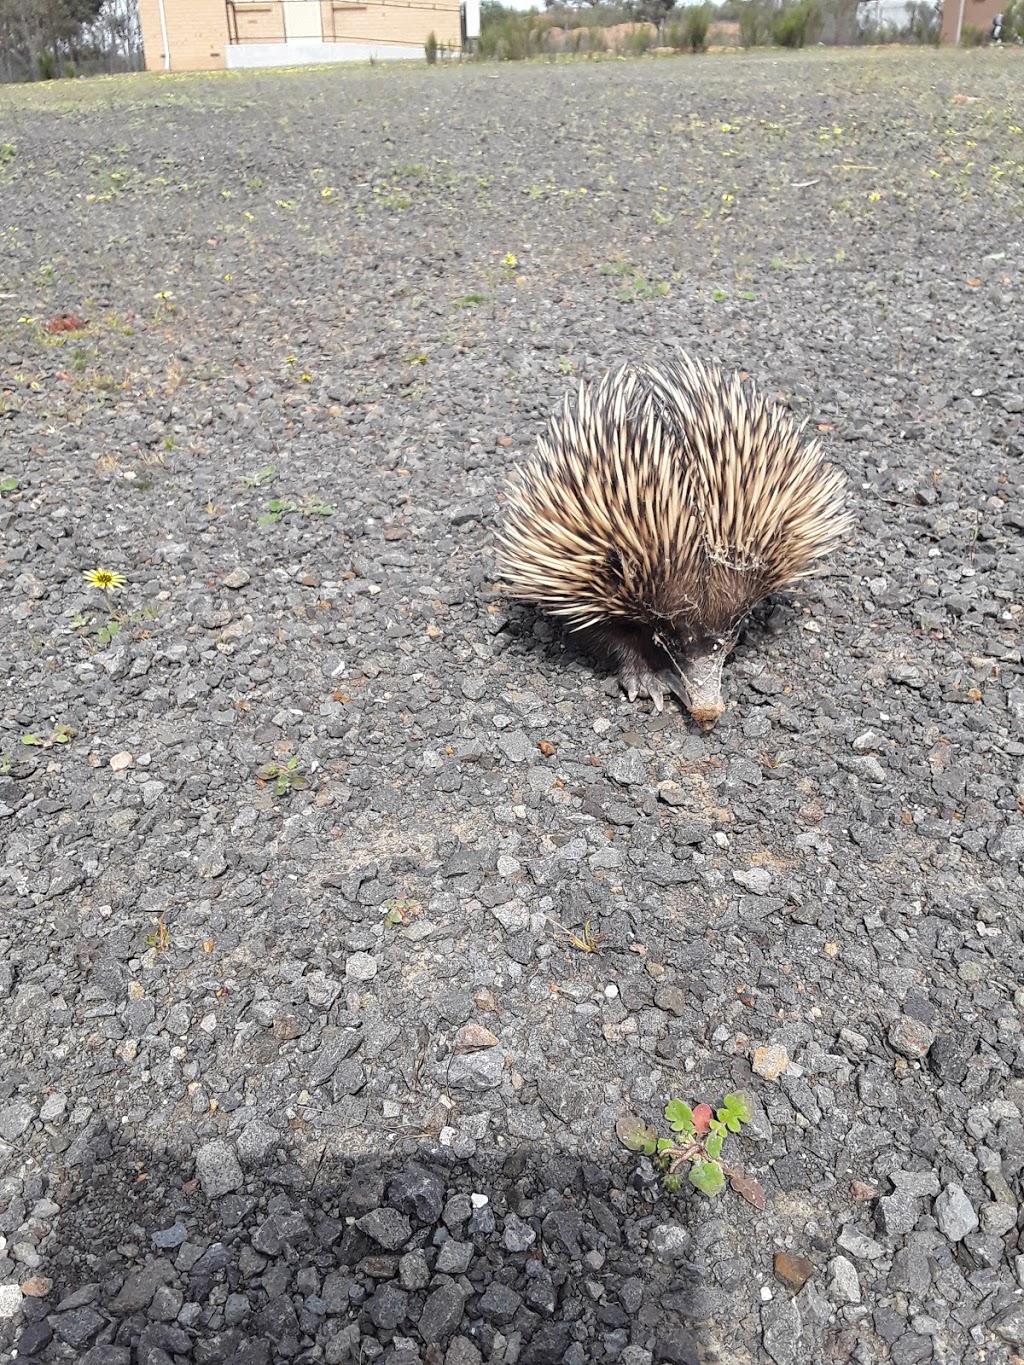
(619, 1350, 654, 1365)
(762, 1295, 803, 1365)
(151, 1224, 187, 1249)
(980, 1201, 1018, 1236)
(368, 1282, 408, 1331)
(419, 1282, 466, 1345)
(828, 1256, 860, 1305)
(446, 1048, 503, 1092)
(345, 952, 378, 982)
(52, 1305, 106, 1348)
(436, 1239, 474, 1274)
(39, 1093, 67, 1123)
(891, 1170, 940, 1198)
(963, 1231, 1004, 1267)
(890, 1333, 933, 1365)
(733, 867, 772, 896)
(325, 1324, 360, 1364)
(503, 1212, 536, 1252)
(992, 1302, 1024, 1346)
(194, 1140, 243, 1198)
(934, 1183, 978, 1242)
(322, 1270, 354, 1313)
(607, 751, 646, 787)
(888, 1017, 935, 1059)
(478, 1281, 522, 1325)
(399, 1251, 430, 1291)
(878, 1192, 919, 1239)
(537, 1075, 587, 1122)
(235, 1118, 280, 1166)
(307, 1031, 364, 1087)
(0, 1284, 22, 1319)
(223, 567, 251, 588)
(388, 1167, 445, 1222)
(149, 1284, 183, 1322)
(836, 1224, 884, 1259)
(107, 1259, 174, 1312)
(12, 1319, 51, 1354)
(332, 1058, 366, 1098)
(223, 1291, 249, 1326)
(0, 1101, 35, 1142)
(358, 1207, 413, 1250)
(649, 1223, 691, 1263)
(445, 1339, 484, 1365)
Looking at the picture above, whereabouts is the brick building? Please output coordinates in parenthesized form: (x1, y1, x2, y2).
(940, 0, 1003, 41)
(138, 0, 463, 71)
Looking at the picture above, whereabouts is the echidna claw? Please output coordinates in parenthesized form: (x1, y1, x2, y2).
(619, 669, 679, 713)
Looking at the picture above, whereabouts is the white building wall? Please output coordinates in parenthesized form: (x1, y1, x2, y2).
(225, 38, 424, 65)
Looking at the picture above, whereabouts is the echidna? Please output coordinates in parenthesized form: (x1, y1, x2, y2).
(495, 353, 852, 729)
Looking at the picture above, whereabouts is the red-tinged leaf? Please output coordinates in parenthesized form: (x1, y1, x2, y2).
(730, 1172, 767, 1210)
(692, 1103, 712, 1135)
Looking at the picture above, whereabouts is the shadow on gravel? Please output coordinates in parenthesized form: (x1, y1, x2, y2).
(498, 595, 803, 706)
(12, 1132, 716, 1365)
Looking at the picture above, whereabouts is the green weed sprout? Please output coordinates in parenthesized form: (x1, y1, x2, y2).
(617, 1092, 765, 1207)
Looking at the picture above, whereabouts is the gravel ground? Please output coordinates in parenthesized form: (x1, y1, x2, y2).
(1, 46, 1023, 1365)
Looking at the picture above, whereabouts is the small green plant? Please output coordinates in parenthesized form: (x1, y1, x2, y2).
(617, 1093, 765, 1206)
(259, 497, 297, 525)
(425, 30, 438, 63)
(553, 918, 606, 953)
(21, 724, 76, 750)
(0, 476, 18, 493)
(145, 914, 170, 953)
(259, 494, 332, 526)
(258, 757, 308, 797)
(455, 293, 486, 308)
(243, 465, 276, 488)
(599, 262, 670, 303)
(383, 896, 423, 927)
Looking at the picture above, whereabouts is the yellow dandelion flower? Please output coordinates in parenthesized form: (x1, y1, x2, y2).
(503, 253, 518, 268)
(83, 568, 126, 594)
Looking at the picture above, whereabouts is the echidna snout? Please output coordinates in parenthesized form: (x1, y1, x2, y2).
(605, 623, 730, 729)
(669, 641, 728, 731)
(495, 352, 853, 726)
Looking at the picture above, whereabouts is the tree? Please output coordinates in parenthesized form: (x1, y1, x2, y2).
(0, 0, 137, 81)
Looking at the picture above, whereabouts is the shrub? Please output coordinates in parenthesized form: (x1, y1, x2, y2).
(37, 50, 57, 79)
(772, 0, 820, 46)
(739, 0, 772, 45)
(1002, 0, 1023, 39)
(477, 3, 544, 59)
(424, 30, 438, 63)
(626, 23, 655, 53)
(959, 21, 985, 43)
(680, 3, 711, 49)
